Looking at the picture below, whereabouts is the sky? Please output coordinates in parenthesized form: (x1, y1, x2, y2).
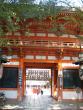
(35, 0, 83, 7)
(71, 0, 83, 7)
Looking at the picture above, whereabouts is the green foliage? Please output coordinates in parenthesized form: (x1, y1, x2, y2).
(61, 7, 83, 39)
(0, 0, 80, 38)
(0, 38, 9, 46)
(0, 1, 64, 36)
(0, 1, 82, 38)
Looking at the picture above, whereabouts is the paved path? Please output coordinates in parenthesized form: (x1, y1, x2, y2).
(0, 95, 83, 110)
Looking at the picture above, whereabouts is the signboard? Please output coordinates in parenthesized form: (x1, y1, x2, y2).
(62, 63, 79, 67)
(3, 61, 19, 65)
(18, 69, 22, 86)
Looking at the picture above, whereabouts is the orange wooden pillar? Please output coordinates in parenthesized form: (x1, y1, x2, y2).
(51, 67, 56, 97)
(53, 67, 58, 98)
(51, 64, 58, 98)
(51, 68, 53, 96)
(57, 62, 63, 101)
(18, 58, 24, 100)
(22, 64, 26, 96)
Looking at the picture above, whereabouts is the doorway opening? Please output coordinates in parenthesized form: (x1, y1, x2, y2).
(26, 68, 51, 96)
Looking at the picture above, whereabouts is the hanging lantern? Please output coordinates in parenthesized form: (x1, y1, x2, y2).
(0, 56, 9, 63)
(74, 52, 83, 80)
(79, 52, 83, 80)
(0, 64, 3, 79)
(79, 65, 83, 80)
(79, 52, 83, 60)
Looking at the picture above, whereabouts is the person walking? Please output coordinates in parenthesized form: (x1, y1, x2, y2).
(41, 90, 43, 95)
